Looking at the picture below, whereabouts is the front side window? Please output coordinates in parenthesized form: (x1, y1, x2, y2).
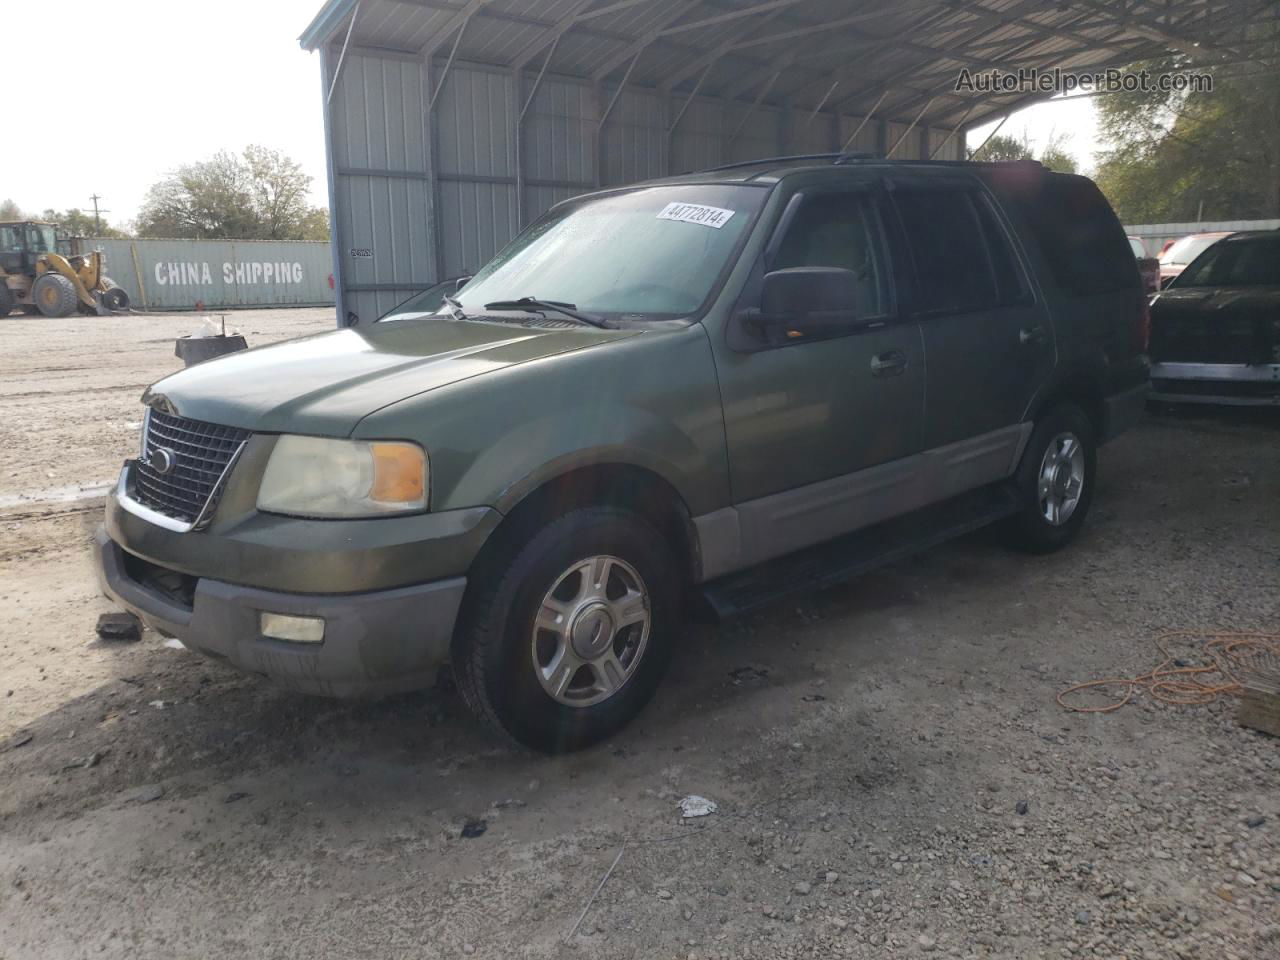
(454, 184, 766, 321)
(770, 192, 887, 318)
(1174, 237, 1280, 288)
(895, 187, 999, 313)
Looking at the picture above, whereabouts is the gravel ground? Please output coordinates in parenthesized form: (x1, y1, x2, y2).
(0, 309, 1277, 959)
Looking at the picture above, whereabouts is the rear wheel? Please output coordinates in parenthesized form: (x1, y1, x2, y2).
(32, 273, 78, 318)
(452, 506, 680, 752)
(1006, 403, 1096, 553)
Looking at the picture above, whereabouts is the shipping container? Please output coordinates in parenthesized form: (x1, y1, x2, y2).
(87, 238, 336, 311)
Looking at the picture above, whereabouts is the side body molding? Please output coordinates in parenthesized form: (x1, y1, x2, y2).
(693, 422, 1033, 582)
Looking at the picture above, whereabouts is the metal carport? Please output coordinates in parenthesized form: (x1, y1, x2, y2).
(300, 0, 1270, 325)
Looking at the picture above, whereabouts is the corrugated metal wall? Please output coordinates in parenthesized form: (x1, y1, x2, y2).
(324, 53, 964, 325)
(1123, 219, 1280, 255)
(88, 238, 335, 311)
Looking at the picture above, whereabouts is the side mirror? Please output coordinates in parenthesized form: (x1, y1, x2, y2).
(755, 267, 866, 336)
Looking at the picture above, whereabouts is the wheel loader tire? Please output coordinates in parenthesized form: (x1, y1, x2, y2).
(0, 285, 13, 316)
(32, 273, 78, 318)
(100, 279, 130, 312)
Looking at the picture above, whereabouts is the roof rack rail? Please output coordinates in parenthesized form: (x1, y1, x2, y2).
(697, 153, 844, 173)
(694, 153, 1049, 175)
(832, 151, 877, 164)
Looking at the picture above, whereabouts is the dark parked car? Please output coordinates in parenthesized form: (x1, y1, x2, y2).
(1158, 231, 1233, 287)
(1150, 230, 1280, 405)
(97, 156, 1148, 751)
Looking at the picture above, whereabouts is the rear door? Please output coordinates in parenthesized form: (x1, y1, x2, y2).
(888, 177, 1052, 484)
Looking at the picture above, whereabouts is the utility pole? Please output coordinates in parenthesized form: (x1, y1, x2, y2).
(89, 194, 109, 234)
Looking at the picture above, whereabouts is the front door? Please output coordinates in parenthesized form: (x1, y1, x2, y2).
(710, 183, 926, 564)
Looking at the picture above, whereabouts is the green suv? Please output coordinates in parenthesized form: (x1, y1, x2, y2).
(97, 156, 1149, 752)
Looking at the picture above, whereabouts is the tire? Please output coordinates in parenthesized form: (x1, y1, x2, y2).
(1005, 403, 1097, 553)
(100, 278, 130, 311)
(32, 273, 78, 318)
(453, 506, 680, 753)
(0, 284, 13, 316)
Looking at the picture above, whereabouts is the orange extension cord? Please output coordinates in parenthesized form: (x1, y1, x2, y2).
(1057, 631, 1280, 713)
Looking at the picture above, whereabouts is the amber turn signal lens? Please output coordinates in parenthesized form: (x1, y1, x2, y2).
(369, 442, 426, 505)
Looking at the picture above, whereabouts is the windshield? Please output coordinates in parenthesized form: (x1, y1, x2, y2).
(1160, 234, 1224, 266)
(1171, 236, 1280, 288)
(453, 184, 766, 321)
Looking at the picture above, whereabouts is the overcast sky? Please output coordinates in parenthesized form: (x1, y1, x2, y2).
(5, 0, 328, 228)
(4, 0, 1100, 229)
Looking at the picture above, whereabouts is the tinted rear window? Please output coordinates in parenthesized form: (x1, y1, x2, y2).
(999, 174, 1135, 297)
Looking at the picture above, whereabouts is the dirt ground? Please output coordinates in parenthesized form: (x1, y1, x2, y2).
(1, 308, 1277, 960)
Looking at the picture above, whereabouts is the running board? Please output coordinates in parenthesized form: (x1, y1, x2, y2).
(697, 484, 1020, 620)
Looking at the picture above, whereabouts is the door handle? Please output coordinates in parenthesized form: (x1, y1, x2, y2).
(1019, 325, 1046, 346)
(870, 350, 907, 377)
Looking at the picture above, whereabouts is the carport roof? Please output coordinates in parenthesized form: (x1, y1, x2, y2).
(300, 0, 1271, 131)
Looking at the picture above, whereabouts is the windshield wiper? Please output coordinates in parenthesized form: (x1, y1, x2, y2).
(481, 296, 609, 329)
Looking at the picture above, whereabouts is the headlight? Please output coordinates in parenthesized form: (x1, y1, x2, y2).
(257, 436, 428, 518)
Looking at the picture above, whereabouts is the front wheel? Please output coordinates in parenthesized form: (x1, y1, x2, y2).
(33, 273, 78, 318)
(1006, 403, 1097, 553)
(453, 507, 680, 752)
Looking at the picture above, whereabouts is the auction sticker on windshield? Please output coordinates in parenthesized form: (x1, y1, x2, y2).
(657, 202, 736, 229)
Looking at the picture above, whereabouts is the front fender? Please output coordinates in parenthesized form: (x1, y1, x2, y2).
(354, 325, 731, 518)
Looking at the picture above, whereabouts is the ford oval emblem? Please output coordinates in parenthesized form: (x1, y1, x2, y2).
(151, 448, 177, 476)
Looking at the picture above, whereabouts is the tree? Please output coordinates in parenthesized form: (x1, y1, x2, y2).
(1093, 37, 1280, 223)
(136, 146, 330, 240)
(0, 198, 25, 220)
(971, 130, 1078, 173)
(39, 208, 126, 238)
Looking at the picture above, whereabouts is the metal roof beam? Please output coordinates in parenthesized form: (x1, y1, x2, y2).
(659, 8, 791, 91)
(590, 5, 706, 81)
(1061, 0, 1240, 59)
(509, 0, 649, 73)
(420, 0, 492, 60)
(822, 0, 1065, 113)
(692, 3, 974, 104)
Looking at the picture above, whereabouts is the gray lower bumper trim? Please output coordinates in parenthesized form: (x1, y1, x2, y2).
(1102, 382, 1150, 444)
(96, 528, 466, 697)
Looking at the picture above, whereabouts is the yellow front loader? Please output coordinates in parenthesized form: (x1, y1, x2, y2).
(0, 221, 129, 317)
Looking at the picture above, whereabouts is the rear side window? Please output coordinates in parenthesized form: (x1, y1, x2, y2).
(1008, 175, 1134, 297)
(893, 187, 999, 313)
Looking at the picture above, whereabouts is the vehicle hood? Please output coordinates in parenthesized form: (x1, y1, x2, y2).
(144, 318, 642, 435)
(1149, 285, 1280, 364)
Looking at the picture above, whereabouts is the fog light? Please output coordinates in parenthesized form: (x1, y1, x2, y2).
(259, 612, 325, 644)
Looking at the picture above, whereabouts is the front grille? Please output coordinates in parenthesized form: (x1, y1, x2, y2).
(133, 410, 249, 525)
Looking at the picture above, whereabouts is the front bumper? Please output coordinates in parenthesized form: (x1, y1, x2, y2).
(96, 527, 466, 696)
(1150, 362, 1280, 406)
